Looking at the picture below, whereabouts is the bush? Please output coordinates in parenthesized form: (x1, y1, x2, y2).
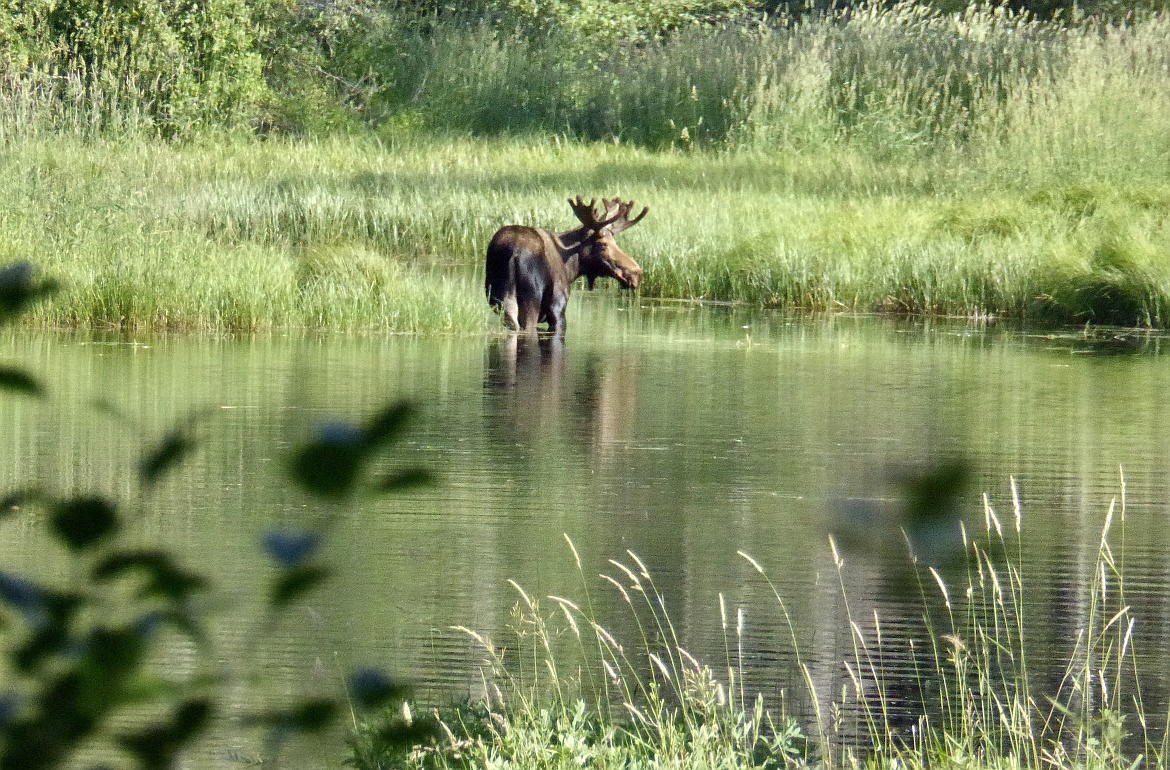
(0, 0, 265, 136)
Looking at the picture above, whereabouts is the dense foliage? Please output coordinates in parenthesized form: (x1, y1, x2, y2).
(0, 0, 1166, 140)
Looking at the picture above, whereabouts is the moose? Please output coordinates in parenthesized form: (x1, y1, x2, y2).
(485, 196, 647, 338)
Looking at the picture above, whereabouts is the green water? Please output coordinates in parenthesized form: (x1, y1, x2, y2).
(3, 294, 1170, 764)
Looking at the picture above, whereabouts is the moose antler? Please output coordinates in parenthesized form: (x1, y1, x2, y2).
(601, 198, 649, 236)
(567, 196, 623, 233)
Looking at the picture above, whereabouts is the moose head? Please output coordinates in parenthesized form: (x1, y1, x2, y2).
(563, 196, 647, 291)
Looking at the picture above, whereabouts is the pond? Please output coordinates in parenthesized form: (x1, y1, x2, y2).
(3, 294, 1170, 765)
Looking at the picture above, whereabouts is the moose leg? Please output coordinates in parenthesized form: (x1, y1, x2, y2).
(501, 294, 520, 331)
(546, 293, 568, 341)
(516, 300, 540, 337)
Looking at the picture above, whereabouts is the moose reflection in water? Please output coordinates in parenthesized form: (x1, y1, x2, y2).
(483, 335, 639, 458)
(485, 197, 646, 338)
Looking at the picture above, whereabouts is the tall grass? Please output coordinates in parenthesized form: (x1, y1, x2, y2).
(2, 4, 1169, 329)
(352, 537, 807, 769)
(365, 478, 1158, 768)
(334, 2, 1170, 164)
(2, 133, 1168, 331)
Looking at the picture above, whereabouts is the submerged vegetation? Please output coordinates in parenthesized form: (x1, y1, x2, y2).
(354, 483, 1155, 769)
(2, 2, 1170, 329)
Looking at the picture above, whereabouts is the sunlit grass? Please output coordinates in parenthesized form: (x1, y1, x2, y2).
(2, 4, 1170, 331)
(2, 133, 1169, 331)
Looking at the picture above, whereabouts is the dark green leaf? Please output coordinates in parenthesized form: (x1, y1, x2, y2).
(12, 591, 82, 671)
(376, 468, 434, 493)
(92, 550, 207, 602)
(262, 528, 322, 568)
(14, 626, 69, 673)
(289, 698, 339, 732)
(258, 698, 339, 734)
(0, 670, 93, 770)
(0, 261, 58, 323)
(361, 402, 414, 450)
(50, 496, 119, 551)
(360, 716, 444, 757)
(289, 442, 362, 499)
(81, 627, 147, 700)
(140, 430, 196, 487)
(270, 565, 331, 609)
(899, 460, 971, 525)
(1, 488, 42, 519)
(118, 698, 213, 770)
(348, 667, 410, 710)
(0, 367, 43, 397)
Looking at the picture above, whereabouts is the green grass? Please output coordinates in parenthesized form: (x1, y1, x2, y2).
(2, 134, 1168, 332)
(354, 478, 1154, 769)
(1, 5, 1169, 331)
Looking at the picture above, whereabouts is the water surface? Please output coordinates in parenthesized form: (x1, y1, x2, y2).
(2, 296, 1169, 764)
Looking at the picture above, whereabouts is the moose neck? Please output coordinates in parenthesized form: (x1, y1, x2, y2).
(543, 227, 585, 281)
(561, 250, 583, 282)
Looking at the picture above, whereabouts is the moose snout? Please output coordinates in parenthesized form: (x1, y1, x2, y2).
(620, 266, 643, 290)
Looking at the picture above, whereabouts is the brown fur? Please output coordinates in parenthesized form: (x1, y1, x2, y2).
(485, 197, 646, 338)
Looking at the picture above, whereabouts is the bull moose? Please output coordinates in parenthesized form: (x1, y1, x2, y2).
(485, 196, 647, 338)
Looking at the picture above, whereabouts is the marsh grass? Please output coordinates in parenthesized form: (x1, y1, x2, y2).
(367, 478, 1162, 769)
(354, 537, 806, 769)
(2, 132, 1168, 331)
(2, 4, 1169, 330)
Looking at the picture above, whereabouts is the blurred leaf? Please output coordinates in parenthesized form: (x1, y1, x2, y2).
(0, 488, 42, 519)
(12, 590, 81, 671)
(316, 420, 364, 446)
(0, 572, 46, 625)
(270, 565, 331, 609)
(348, 667, 410, 711)
(14, 625, 69, 673)
(355, 715, 444, 758)
(262, 528, 322, 568)
(0, 670, 92, 770)
(0, 693, 18, 727)
(89, 398, 136, 425)
(140, 430, 196, 487)
(117, 698, 213, 770)
(259, 697, 340, 734)
(289, 441, 362, 499)
(899, 460, 970, 525)
(376, 467, 434, 493)
(92, 550, 207, 602)
(0, 261, 58, 323)
(291, 403, 422, 498)
(0, 367, 43, 397)
(86, 626, 147, 682)
(361, 402, 414, 450)
(50, 496, 119, 551)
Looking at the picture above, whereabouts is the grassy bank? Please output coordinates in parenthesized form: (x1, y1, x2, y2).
(2, 132, 1168, 332)
(2, 5, 1169, 331)
(353, 485, 1152, 769)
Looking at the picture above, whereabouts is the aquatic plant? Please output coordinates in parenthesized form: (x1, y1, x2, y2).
(364, 474, 1157, 769)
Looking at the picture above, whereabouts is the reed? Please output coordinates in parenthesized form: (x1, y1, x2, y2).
(352, 535, 806, 769)
(362, 477, 1160, 769)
